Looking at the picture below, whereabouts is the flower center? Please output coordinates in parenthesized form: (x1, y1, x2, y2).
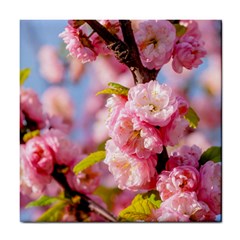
(149, 104, 158, 112)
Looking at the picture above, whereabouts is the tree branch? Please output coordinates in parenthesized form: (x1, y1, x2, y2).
(84, 20, 159, 84)
(52, 165, 117, 222)
(156, 146, 169, 174)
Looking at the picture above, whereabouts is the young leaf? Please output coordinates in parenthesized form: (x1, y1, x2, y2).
(96, 82, 129, 96)
(36, 201, 67, 222)
(20, 68, 31, 85)
(184, 107, 200, 129)
(119, 190, 161, 222)
(199, 146, 222, 165)
(73, 151, 106, 174)
(174, 24, 187, 37)
(108, 82, 129, 92)
(22, 130, 40, 143)
(26, 195, 62, 208)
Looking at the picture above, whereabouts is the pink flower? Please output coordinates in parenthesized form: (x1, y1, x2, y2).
(108, 108, 163, 158)
(105, 94, 127, 130)
(42, 86, 75, 126)
(38, 45, 65, 84)
(126, 80, 178, 126)
(20, 137, 54, 197)
(160, 192, 216, 221)
(47, 115, 70, 134)
(43, 129, 80, 166)
(104, 140, 157, 191)
(24, 136, 54, 175)
(20, 88, 46, 129)
(156, 166, 200, 201)
(69, 57, 85, 83)
(166, 145, 202, 171)
(66, 157, 100, 194)
(149, 206, 190, 222)
(135, 20, 176, 69)
(160, 114, 188, 146)
(172, 36, 206, 73)
(59, 24, 97, 63)
(197, 161, 221, 215)
(179, 20, 202, 40)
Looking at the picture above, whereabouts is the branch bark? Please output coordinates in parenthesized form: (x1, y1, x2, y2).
(84, 20, 159, 84)
(52, 165, 117, 222)
(156, 146, 169, 174)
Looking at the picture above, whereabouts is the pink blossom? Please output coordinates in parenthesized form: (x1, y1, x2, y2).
(20, 88, 46, 129)
(197, 161, 221, 215)
(148, 206, 190, 222)
(166, 145, 202, 171)
(172, 36, 207, 73)
(69, 57, 85, 83)
(160, 114, 188, 146)
(66, 157, 100, 194)
(47, 115, 70, 134)
(43, 129, 80, 166)
(105, 94, 127, 130)
(38, 45, 65, 84)
(42, 86, 75, 126)
(104, 140, 157, 191)
(179, 20, 202, 40)
(160, 192, 216, 221)
(156, 166, 200, 201)
(127, 80, 178, 126)
(24, 136, 54, 175)
(20, 138, 54, 197)
(135, 20, 176, 69)
(59, 24, 97, 63)
(108, 107, 163, 158)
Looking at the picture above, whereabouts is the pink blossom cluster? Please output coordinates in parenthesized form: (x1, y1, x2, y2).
(135, 20, 176, 70)
(59, 20, 120, 63)
(20, 128, 101, 198)
(172, 20, 207, 73)
(152, 145, 221, 221)
(104, 80, 189, 191)
(134, 20, 206, 73)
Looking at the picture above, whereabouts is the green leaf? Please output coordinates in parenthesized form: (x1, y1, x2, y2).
(20, 68, 31, 85)
(174, 24, 187, 37)
(118, 190, 161, 222)
(184, 107, 200, 129)
(96, 82, 129, 96)
(36, 201, 67, 222)
(23, 129, 40, 143)
(26, 195, 63, 208)
(73, 151, 106, 174)
(199, 146, 222, 165)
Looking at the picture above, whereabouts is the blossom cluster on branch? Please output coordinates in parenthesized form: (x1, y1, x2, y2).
(20, 19, 221, 222)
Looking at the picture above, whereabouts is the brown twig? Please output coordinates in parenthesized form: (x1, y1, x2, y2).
(52, 165, 117, 222)
(156, 146, 169, 174)
(84, 20, 159, 84)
